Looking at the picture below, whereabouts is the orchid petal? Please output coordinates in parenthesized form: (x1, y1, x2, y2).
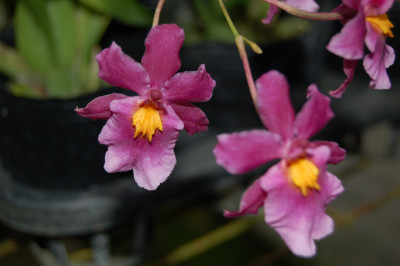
(363, 37, 394, 89)
(133, 107, 183, 190)
(364, 0, 394, 15)
(96, 42, 150, 94)
(163, 64, 216, 102)
(295, 84, 334, 139)
(262, 4, 279, 24)
(330, 60, 358, 98)
(309, 141, 346, 165)
(75, 93, 128, 120)
(261, 149, 343, 257)
(224, 178, 266, 218)
(141, 24, 184, 89)
(286, 0, 319, 11)
(214, 129, 282, 175)
(327, 11, 366, 60)
(170, 102, 209, 135)
(256, 70, 295, 141)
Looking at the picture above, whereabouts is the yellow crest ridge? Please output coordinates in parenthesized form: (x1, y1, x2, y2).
(132, 103, 163, 142)
(288, 158, 320, 197)
(366, 14, 394, 38)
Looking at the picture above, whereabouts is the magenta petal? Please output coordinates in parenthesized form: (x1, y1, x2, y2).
(260, 159, 344, 257)
(364, 0, 394, 15)
(133, 108, 183, 190)
(363, 38, 394, 89)
(224, 178, 266, 218)
(75, 93, 127, 120)
(330, 60, 357, 98)
(295, 84, 334, 139)
(141, 24, 184, 89)
(326, 11, 366, 60)
(309, 141, 346, 165)
(170, 102, 209, 135)
(286, 0, 319, 11)
(262, 5, 279, 24)
(214, 130, 282, 175)
(96, 42, 150, 94)
(163, 64, 216, 102)
(256, 70, 295, 141)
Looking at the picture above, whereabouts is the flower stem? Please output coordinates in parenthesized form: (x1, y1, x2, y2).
(152, 0, 165, 27)
(262, 0, 355, 21)
(218, 0, 259, 109)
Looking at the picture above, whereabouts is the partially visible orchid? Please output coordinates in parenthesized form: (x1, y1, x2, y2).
(214, 70, 345, 257)
(76, 24, 215, 190)
(262, 0, 319, 24)
(327, 0, 395, 97)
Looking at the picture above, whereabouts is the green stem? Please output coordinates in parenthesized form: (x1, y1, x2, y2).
(218, 0, 239, 36)
(262, 0, 355, 21)
(152, 0, 165, 27)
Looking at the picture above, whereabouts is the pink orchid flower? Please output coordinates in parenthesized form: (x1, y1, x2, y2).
(214, 70, 345, 257)
(327, 0, 395, 97)
(76, 24, 215, 190)
(263, 0, 319, 24)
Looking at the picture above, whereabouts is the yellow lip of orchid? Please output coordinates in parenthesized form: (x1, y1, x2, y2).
(288, 158, 320, 197)
(366, 14, 394, 38)
(132, 103, 163, 142)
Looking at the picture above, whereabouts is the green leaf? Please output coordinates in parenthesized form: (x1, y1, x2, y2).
(15, 0, 53, 76)
(46, 0, 76, 69)
(78, 0, 151, 26)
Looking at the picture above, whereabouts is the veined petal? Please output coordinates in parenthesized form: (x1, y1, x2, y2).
(170, 102, 209, 135)
(214, 129, 282, 175)
(262, 4, 279, 24)
(224, 178, 266, 218)
(75, 93, 127, 120)
(260, 154, 344, 257)
(309, 141, 346, 165)
(133, 107, 183, 190)
(141, 24, 184, 89)
(163, 64, 216, 102)
(256, 70, 295, 141)
(295, 84, 334, 139)
(327, 11, 366, 60)
(363, 36, 394, 89)
(329, 60, 358, 98)
(364, 0, 394, 16)
(96, 42, 150, 94)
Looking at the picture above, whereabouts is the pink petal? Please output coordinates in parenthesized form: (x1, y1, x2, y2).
(342, 0, 361, 10)
(295, 84, 334, 139)
(224, 178, 266, 218)
(286, 0, 319, 11)
(133, 107, 183, 190)
(364, 0, 394, 15)
(256, 70, 295, 141)
(170, 102, 209, 135)
(329, 60, 358, 98)
(363, 36, 394, 89)
(141, 24, 184, 89)
(96, 42, 150, 94)
(163, 64, 216, 102)
(326, 11, 366, 60)
(260, 150, 344, 257)
(309, 141, 346, 165)
(262, 5, 279, 24)
(75, 93, 128, 120)
(214, 129, 282, 175)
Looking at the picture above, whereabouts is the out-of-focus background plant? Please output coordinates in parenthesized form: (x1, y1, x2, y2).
(0, 0, 151, 99)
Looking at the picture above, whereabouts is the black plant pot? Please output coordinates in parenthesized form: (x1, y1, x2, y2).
(0, 87, 126, 190)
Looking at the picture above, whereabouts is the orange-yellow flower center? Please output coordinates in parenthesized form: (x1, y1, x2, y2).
(288, 158, 320, 197)
(366, 14, 394, 38)
(132, 103, 163, 142)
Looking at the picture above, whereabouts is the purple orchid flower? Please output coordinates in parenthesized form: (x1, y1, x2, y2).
(214, 70, 345, 257)
(76, 24, 215, 190)
(327, 0, 395, 97)
(262, 0, 319, 24)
